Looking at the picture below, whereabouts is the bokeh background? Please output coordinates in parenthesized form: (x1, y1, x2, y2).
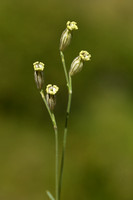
(1, 0, 133, 199)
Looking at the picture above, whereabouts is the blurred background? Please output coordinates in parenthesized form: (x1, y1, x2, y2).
(0, 0, 133, 199)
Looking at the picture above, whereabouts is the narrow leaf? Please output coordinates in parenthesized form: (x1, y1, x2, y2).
(46, 190, 55, 200)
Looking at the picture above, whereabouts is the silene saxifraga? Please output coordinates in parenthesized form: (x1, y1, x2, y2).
(46, 84, 59, 111)
(33, 21, 91, 200)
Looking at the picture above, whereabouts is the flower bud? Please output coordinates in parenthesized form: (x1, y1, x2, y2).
(33, 61, 45, 90)
(69, 50, 91, 76)
(59, 21, 78, 51)
(69, 56, 83, 76)
(46, 84, 59, 111)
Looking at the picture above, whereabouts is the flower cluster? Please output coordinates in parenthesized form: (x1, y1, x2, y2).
(33, 20, 92, 200)
(33, 62, 59, 111)
(60, 21, 91, 76)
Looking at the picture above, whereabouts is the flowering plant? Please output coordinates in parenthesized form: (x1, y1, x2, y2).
(33, 21, 91, 200)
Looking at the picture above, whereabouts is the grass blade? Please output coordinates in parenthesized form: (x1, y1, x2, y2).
(46, 190, 55, 200)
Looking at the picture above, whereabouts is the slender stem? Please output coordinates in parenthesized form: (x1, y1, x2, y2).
(52, 114, 59, 200)
(40, 90, 54, 125)
(40, 90, 59, 200)
(58, 70, 72, 199)
(60, 51, 69, 87)
(46, 190, 55, 200)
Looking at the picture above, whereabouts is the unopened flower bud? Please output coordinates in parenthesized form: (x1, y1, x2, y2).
(69, 56, 83, 76)
(33, 61, 45, 90)
(60, 21, 78, 51)
(69, 50, 91, 76)
(46, 84, 59, 111)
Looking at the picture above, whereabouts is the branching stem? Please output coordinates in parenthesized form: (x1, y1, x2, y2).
(40, 90, 59, 200)
(60, 51, 69, 87)
(59, 51, 72, 200)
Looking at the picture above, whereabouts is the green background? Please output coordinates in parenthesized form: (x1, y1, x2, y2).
(0, 0, 133, 199)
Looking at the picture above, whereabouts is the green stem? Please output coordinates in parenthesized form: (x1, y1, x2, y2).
(40, 90, 59, 200)
(59, 53, 73, 199)
(52, 114, 59, 200)
(46, 190, 55, 200)
(60, 51, 69, 87)
(40, 90, 54, 125)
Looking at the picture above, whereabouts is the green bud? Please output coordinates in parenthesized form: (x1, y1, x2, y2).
(69, 56, 83, 76)
(59, 21, 78, 51)
(33, 61, 45, 90)
(46, 84, 59, 111)
(60, 28, 71, 51)
(69, 50, 91, 76)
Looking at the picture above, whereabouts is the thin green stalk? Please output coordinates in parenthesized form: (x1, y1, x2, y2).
(40, 90, 59, 200)
(59, 51, 72, 199)
(60, 51, 69, 87)
(40, 90, 54, 125)
(52, 114, 59, 200)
